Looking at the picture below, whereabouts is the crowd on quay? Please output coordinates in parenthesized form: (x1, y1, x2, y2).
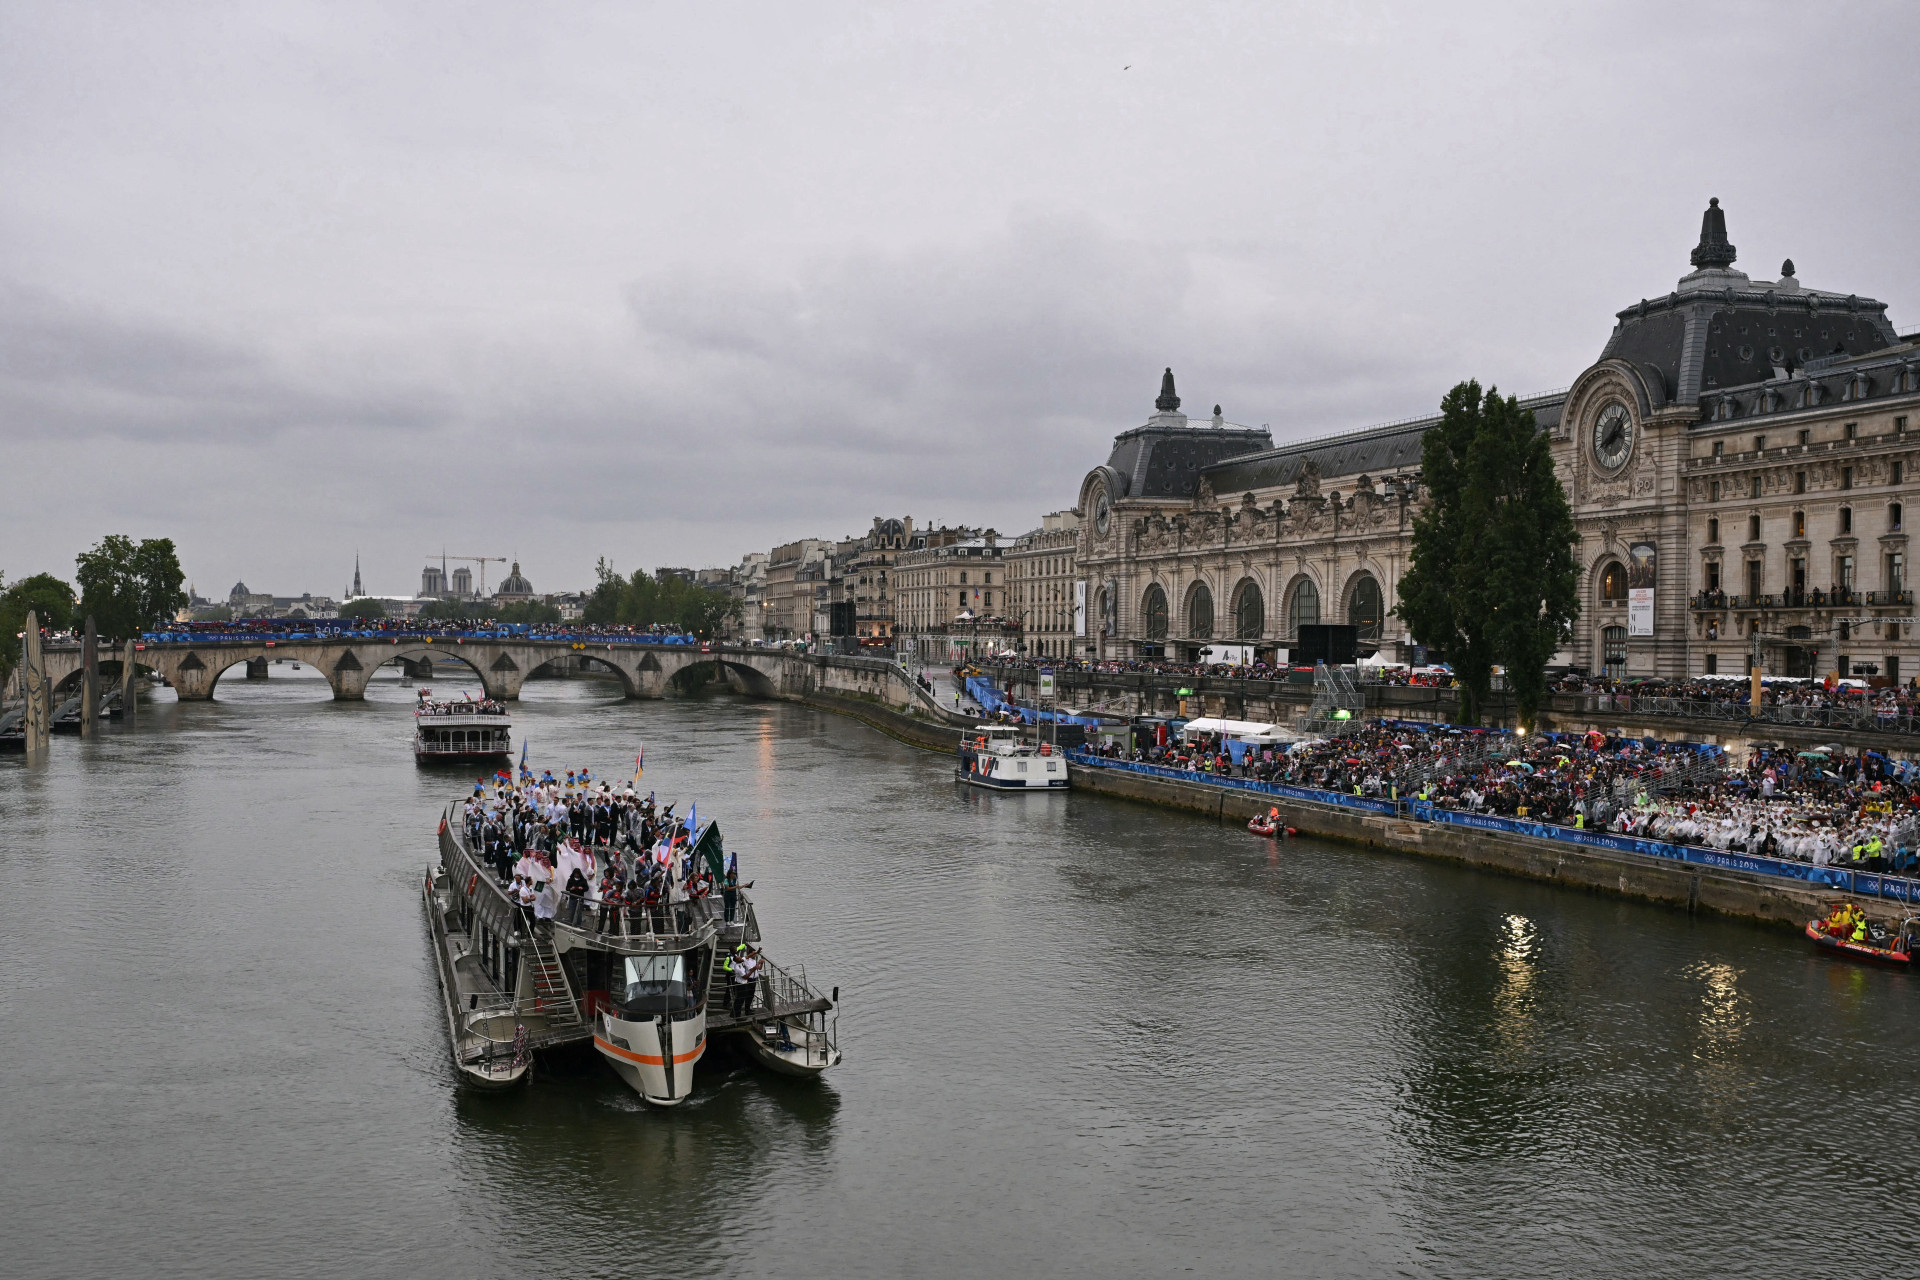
(975, 653, 1920, 715)
(459, 768, 759, 970)
(1078, 719, 1920, 874)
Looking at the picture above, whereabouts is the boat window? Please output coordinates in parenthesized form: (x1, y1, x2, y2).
(619, 954, 691, 1011)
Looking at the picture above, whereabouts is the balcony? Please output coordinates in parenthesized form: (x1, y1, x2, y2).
(1866, 590, 1914, 607)
(1691, 588, 1866, 610)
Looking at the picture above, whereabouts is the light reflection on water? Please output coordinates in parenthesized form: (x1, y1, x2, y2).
(3, 669, 1919, 1279)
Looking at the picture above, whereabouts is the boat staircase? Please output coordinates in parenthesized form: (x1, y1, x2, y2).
(520, 932, 587, 1047)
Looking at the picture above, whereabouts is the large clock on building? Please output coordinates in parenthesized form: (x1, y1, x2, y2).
(1592, 402, 1633, 471)
(1094, 491, 1111, 536)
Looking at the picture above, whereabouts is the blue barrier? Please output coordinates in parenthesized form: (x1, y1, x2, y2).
(1406, 801, 1919, 901)
(1065, 751, 1399, 814)
(967, 676, 1102, 727)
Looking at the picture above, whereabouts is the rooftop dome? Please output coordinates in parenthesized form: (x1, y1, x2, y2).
(497, 562, 533, 596)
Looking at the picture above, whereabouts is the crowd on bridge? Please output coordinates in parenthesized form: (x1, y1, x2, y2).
(142, 618, 709, 644)
(1080, 717, 1920, 874)
(459, 767, 756, 960)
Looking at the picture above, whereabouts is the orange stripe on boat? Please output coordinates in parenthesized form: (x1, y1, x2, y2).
(594, 1035, 703, 1066)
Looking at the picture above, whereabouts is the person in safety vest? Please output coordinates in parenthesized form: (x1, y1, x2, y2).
(1852, 917, 1870, 944)
(729, 943, 755, 1017)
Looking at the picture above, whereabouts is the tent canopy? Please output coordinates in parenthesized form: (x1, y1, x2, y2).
(1181, 716, 1279, 739)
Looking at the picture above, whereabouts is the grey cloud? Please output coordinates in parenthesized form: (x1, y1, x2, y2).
(0, 282, 451, 445)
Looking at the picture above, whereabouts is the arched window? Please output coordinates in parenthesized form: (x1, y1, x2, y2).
(1346, 575, 1383, 641)
(1286, 580, 1319, 639)
(1602, 625, 1627, 679)
(1142, 585, 1168, 639)
(1188, 583, 1214, 639)
(1233, 580, 1264, 639)
(1599, 562, 1627, 602)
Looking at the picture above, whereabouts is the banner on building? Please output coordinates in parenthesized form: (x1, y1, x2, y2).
(1627, 541, 1656, 637)
(1074, 580, 1087, 637)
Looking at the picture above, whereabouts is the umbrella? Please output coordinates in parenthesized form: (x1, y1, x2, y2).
(1797, 751, 1829, 760)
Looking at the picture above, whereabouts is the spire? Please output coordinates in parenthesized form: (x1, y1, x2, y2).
(352, 553, 362, 597)
(1155, 367, 1180, 413)
(1690, 197, 1737, 271)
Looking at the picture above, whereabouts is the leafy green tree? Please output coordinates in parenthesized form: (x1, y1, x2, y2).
(416, 598, 485, 622)
(339, 598, 387, 621)
(1396, 381, 1580, 730)
(495, 600, 561, 625)
(73, 536, 187, 641)
(1468, 392, 1580, 731)
(580, 559, 741, 635)
(0, 571, 78, 685)
(1396, 382, 1498, 722)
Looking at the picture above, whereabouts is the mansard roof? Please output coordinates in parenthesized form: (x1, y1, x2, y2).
(1199, 393, 1565, 495)
(1601, 199, 1899, 404)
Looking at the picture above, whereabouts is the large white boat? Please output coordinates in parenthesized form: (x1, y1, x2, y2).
(413, 693, 511, 765)
(425, 801, 839, 1103)
(955, 724, 1071, 790)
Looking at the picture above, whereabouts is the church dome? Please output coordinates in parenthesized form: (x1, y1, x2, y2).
(498, 562, 533, 596)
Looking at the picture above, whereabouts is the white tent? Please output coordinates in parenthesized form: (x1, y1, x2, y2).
(1180, 716, 1280, 739)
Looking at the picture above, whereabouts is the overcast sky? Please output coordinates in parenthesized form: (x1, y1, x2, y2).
(4, 1, 1916, 601)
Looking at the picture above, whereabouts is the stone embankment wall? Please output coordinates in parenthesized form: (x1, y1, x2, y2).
(1068, 762, 1875, 931)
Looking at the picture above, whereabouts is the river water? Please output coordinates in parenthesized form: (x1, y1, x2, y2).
(4, 667, 1918, 1278)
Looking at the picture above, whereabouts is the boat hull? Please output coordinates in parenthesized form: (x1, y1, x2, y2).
(416, 748, 513, 765)
(954, 769, 1069, 790)
(422, 869, 532, 1090)
(1805, 920, 1911, 966)
(740, 1022, 842, 1077)
(595, 1009, 709, 1106)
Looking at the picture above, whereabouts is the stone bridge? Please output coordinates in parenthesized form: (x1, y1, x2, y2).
(33, 638, 942, 712)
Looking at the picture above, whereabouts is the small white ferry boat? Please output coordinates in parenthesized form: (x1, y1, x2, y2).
(413, 691, 511, 765)
(955, 724, 1070, 790)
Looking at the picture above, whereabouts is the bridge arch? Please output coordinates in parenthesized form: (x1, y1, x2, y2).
(665, 657, 779, 699)
(523, 652, 639, 698)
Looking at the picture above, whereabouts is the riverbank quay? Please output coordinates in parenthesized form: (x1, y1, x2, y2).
(985, 663, 1920, 755)
(1064, 750, 1920, 932)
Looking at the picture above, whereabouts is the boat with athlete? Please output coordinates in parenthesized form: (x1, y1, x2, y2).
(422, 781, 839, 1102)
(1805, 902, 1916, 967)
(413, 690, 511, 765)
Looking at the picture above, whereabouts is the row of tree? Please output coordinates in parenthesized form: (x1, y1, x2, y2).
(2, 535, 188, 685)
(1395, 380, 1580, 731)
(583, 560, 742, 635)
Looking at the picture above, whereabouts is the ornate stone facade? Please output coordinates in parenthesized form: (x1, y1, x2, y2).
(1076, 201, 1919, 679)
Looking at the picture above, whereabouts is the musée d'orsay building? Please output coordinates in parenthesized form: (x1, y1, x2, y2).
(1074, 199, 1920, 682)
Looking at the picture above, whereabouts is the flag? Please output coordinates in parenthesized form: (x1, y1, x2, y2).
(634, 746, 643, 783)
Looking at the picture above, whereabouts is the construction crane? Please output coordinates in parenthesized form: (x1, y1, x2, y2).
(428, 553, 507, 597)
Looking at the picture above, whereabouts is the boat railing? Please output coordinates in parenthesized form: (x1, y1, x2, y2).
(751, 954, 837, 1060)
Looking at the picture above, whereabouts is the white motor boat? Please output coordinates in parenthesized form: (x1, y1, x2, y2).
(955, 724, 1071, 790)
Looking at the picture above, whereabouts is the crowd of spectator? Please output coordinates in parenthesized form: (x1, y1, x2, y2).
(1077, 718, 1920, 874)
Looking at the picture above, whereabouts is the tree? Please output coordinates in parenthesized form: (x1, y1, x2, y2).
(339, 598, 387, 621)
(416, 598, 484, 622)
(73, 535, 187, 641)
(1396, 381, 1579, 729)
(1396, 382, 1498, 722)
(1469, 391, 1580, 731)
(580, 558, 741, 635)
(495, 600, 561, 626)
(0, 571, 77, 686)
